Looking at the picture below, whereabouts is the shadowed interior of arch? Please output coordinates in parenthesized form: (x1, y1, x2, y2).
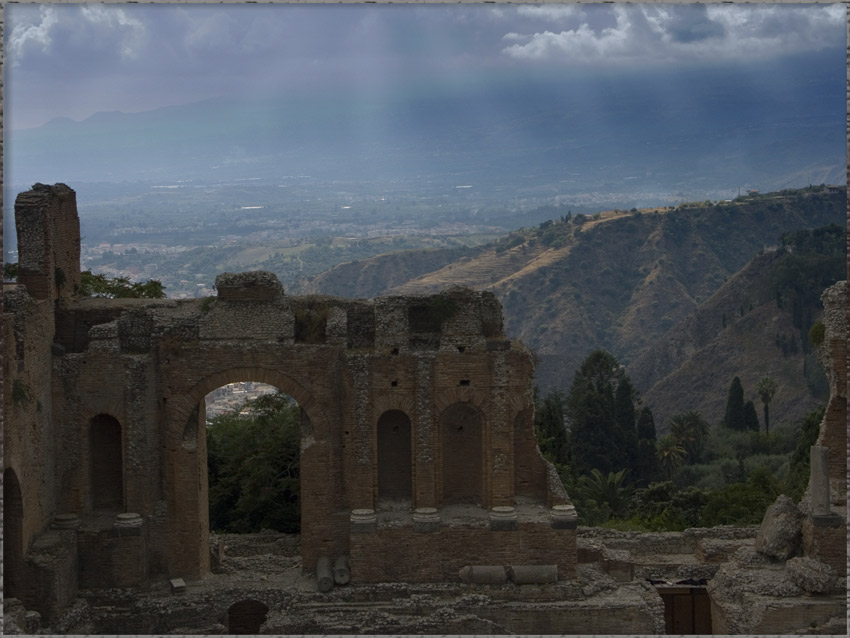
(376, 409, 412, 503)
(90, 414, 124, 511)
(441, 402, 483, 505)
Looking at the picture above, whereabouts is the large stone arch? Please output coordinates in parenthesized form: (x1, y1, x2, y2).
(170, 366, 330, 447)
(163, 365, 335, 579)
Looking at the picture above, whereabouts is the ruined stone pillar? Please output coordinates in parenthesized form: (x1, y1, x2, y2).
(414, 354, 437, 508)
(14, 183, 81, 301)
(809, 445, 832, 517)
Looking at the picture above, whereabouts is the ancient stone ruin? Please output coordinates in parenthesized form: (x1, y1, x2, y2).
(3, 183, 846, 634)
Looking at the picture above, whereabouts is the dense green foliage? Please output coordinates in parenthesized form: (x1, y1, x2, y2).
(207, 392, 301, 533)
(3, 262, 166, 299)
(784, 406, 824, 501)
(536, 347, 826, 531)
(534, 389, 568, 465)
(566, 350, 649, 480)
(78, 270, 166, 299)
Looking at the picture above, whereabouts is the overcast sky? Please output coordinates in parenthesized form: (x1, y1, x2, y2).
(5, 3, 846, 131)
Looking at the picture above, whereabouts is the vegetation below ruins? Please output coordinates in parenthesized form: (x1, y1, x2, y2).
(534, 349, 825, 532)
(207, 392, 301, 534)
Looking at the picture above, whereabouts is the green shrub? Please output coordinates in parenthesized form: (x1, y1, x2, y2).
(808, 322, 826, 348)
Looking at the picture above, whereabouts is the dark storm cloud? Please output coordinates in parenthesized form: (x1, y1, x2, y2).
(5, 3, 846, 130)
(665, 4, 725, 44)
(500, 4, 844, 64)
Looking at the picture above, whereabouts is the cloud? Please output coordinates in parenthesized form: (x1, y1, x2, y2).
(7, 6, 59, 66)
(515, 5, 580, 22)
(79, 5, 146, 59)
(501, 4, 844, 65)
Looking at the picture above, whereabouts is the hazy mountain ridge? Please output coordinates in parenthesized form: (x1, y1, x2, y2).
(8, 54, 844, 198)
(311, 188, 845, 427)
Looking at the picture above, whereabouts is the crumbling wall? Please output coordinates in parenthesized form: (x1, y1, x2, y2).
(14, 183, 80, 301)
(808, 281, 847, 503)
(5, 183, 573, 626)
(2, 285, 62, 609)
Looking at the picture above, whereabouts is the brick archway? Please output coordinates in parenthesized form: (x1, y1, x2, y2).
(164, 366, 335, 579)
(170, 366, 330, 446)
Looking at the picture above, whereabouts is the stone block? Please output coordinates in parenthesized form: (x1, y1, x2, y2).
(412, 507, 440, 533)
(350, 509, 377, 534)
(490, 506, 518, 531)
(214, 270, 284, 301)
(786, 556, 837, 594)
(754, 495, 803, 560)
(170, 578, 186, 594)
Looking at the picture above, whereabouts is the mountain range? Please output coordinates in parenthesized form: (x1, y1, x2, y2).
(7, 52, 845, 203)
(308, 187, 846, 430)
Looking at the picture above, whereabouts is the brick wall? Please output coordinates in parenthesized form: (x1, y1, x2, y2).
(350, 522, 576, 582)
(6, 183, 571, 596)
(802, 517, 847, 576)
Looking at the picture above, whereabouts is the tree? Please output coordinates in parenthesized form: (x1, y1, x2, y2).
(577, 468, 635, 519)
(656, 434, 687, 480)
(79, 270, 166, 299)
(634, 407, 660, 485)
(723, 376, 745, 430)
(207, 391, 301, 533)
(534, 389, 568, 465)
(669, 411, 710, 463)
(757, 377, 778, 435)
(566, 350, 636, 476)
(614, 377, 639, 469)
(784, 406, 824, 501)
(743, 400, 760, 432)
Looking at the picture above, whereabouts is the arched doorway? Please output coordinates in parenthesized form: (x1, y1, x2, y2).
(376, 410, 412, 502)
(224, 599, 269, 634)
(3, 468, 24, 598)
(440, 402, 483, 505)
(205, 383, 301, 534)
(90, 414, 123, 511)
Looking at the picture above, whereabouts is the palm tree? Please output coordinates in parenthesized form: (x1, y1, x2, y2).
(578, 468, 635, 519)
(656, 434, 687, 480)
(757, 377, 778, 435)
(669, 411, 710, 463)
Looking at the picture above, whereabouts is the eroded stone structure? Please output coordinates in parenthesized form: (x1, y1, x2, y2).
(3, 184, 574, 624)
(3, 184, 845, 634)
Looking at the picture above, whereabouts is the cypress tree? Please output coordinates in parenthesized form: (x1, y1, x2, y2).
(614, 377, 638, 468)
(723, 376, 746, 430)
(743, 400, 760, 432)
(635, 407, 660, 485)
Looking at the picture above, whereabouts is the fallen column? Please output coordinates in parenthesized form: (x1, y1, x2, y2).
(316, 557, 334, 593)
(458, 565, 508, 585)
(333, 555, 351, 585)
(508, 565, 558, 584)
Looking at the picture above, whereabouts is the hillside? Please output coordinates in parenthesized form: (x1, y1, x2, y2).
(303, 246, 484, 299)
(311, 187, 846, 428)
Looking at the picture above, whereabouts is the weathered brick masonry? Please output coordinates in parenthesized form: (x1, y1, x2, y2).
(4, 184, 575, 621)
